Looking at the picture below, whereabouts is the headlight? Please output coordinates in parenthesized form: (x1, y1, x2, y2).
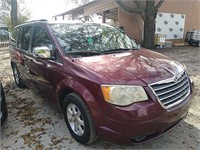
(101, 85, 148, 106)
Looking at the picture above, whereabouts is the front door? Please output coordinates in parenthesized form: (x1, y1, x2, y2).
(26, 26, 56, 98)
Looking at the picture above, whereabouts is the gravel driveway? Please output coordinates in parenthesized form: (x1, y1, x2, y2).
(1, 46, 200, 149)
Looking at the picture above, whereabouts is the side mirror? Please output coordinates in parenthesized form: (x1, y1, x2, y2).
(33, 46, 51, 59)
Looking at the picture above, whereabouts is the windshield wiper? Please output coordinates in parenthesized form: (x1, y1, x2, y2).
(66, 51, 100, 57)
(101, 48, 132, 54)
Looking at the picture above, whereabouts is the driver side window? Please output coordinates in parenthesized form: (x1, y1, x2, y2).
(32, 26, 53, 51)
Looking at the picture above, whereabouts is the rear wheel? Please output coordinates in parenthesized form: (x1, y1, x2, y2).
(12, 64, 25, 88)
(198, 42, 200, 47)
(62, 93, 96, 145)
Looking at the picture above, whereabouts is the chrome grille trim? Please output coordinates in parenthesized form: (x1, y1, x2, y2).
(149, 71, 190, 109)
(157, 79, 188, 96)
(152, 73, 186, 91)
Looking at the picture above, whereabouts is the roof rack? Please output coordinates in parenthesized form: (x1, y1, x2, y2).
(27, 19, 48, 23)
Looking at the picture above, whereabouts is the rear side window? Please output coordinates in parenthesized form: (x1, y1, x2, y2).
(17, 26, 33, 51)
(10, 27, 19, 46)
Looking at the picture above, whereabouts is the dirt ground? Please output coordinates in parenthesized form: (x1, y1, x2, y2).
(0, 46, 200, 149)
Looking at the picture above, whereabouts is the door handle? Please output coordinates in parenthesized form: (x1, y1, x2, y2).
(23, 56, 33, 62)
(23, 56, 28, 60)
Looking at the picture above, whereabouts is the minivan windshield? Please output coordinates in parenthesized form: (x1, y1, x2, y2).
(50, 23, 139, 57)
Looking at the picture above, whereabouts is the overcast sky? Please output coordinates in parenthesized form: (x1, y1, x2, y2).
(26, 0, 72, 20)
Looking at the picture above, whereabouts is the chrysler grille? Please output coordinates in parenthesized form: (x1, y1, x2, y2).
(150, 71, 190, 109)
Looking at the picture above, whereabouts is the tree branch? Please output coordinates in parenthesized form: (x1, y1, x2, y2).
(133, 0, 144, 10)
(115, 0, 142, 14)
(1, 0, 10, 11)
(155, 0, 164, 10)
(133, 0, 146, 20)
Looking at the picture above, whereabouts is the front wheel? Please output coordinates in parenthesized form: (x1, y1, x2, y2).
(63, 93, 96, 145)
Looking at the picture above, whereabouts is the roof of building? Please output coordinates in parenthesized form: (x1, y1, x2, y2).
(53, 0, 98, 17)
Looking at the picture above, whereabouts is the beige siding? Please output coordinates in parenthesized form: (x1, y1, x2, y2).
(118, 0, 200, 44)
(159, 0, 200, 44)
(118, 8, 143, 44)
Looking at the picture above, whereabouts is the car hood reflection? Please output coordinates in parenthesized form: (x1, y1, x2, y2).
(76, 49, 184, 85)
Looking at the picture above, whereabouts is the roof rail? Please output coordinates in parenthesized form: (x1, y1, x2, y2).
(27, 19, 48, 23)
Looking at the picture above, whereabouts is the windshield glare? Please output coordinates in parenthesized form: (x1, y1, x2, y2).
(50, 23, 139, 56)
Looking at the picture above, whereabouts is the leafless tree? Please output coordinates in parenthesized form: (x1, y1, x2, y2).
(66, 0, 91, 7)
(11, 0, 18, 28)
(1, 0, 31, 29)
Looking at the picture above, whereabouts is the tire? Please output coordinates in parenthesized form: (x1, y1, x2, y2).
(12, 64, 25, 88)
(198, 42, 200, 47)
(1, 84, 8, 125)
(62, 93, 96, 145)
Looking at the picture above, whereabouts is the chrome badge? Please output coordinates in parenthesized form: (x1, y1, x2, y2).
(173, 76, 178, 82)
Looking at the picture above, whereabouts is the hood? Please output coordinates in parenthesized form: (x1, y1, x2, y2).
(75, 49, 184, 85)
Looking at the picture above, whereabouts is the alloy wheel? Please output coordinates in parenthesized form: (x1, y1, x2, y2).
(66, 103, 85, 136)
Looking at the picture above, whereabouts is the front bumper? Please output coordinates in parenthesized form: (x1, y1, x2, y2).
(97, 89, 194, 145)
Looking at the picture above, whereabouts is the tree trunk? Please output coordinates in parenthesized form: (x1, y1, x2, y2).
(143, 18, 156, 49)
(143, 1, 157, 49)
(11, 0, 18, 28)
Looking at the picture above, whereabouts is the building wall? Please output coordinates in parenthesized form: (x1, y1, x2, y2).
(159, 0, 200, 44)
(118, 8, 143, 44)
(160, 0, 200, 30)
(118, 0, 200, 44)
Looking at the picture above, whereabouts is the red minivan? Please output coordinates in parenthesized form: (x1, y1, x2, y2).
(9, 20, 194, 145)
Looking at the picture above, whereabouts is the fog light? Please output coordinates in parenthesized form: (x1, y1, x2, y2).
(133, 135, 147, 142)
(131, 132, 156, 142)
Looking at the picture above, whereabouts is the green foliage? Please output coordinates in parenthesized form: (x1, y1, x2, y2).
(1, 16, 12, 31)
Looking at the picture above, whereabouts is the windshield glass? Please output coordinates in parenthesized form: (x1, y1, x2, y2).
(50, 23, 139, 57)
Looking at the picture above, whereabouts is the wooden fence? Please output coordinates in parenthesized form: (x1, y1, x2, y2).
(0, 36, 9, 50)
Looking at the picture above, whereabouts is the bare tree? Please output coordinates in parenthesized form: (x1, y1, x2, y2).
(66, 0, 91, 7)
(0, 0, 10, 20)
(115, 0, 164, 49)
(11, 0, 18, 28)
(65, 0, 92, 20)
(1, 0, 31, 30)
(0, 0, 10, 10)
